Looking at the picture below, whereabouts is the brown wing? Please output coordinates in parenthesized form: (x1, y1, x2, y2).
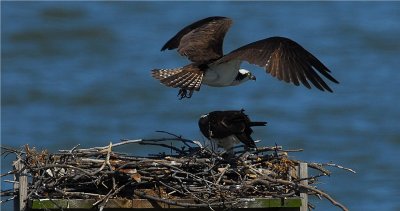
(161, 16, 233, 63)
(199, 110, 246, 139)
(217, 36, 339, 92)
(198, 110, 266, 149)
(151, 64, 204, 91)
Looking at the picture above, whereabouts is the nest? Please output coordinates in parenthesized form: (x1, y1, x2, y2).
(1, 133, 354, 210)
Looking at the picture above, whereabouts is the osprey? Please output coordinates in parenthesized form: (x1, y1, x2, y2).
(151, 16, 339, 99)
(198, 110, 267, 154)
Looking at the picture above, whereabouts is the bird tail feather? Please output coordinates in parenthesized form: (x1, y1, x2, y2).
(151, 68, 184, 80)
(235, 133, 257, 149)
(249, 121, 267, 127)
(151, 67, 203, 91)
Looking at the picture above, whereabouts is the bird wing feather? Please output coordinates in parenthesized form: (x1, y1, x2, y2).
(216, 36, 339, 92)
(161, 16, 233, 63)
(198, 110, 265, 149)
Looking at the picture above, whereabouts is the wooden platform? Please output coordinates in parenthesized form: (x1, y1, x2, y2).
(29, 198, 302, 210)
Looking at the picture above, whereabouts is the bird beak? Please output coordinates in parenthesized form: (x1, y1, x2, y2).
(249, 75, 256, 81)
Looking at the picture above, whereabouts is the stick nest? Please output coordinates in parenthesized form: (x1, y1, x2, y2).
(1, 133, 354, 210)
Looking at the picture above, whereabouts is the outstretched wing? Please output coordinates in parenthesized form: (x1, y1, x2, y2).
(161, 16, 233, 63)
(217, 36, 339, 92)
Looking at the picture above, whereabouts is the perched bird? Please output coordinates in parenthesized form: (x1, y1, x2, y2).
(198, 110, 267, 154)
(151, 16, 339, 99)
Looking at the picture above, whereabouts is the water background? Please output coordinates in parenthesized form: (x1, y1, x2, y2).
(2, 2, 400, 210)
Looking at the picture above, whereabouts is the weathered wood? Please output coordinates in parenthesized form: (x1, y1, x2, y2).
(241, 198, 302, 208)
(299, 163, 308, 211)
(13, 159, 28, 211)
(29, 198, 302, 209)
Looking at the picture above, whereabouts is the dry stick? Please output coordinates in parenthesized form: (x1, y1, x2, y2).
(173, 176, 208, 204)
(81, 158, 107, 163)
(164, 156, 212, 165)
(133, 189, 229, 208)
(95, 139, 142, 150)
(93, 181, 132, 207)
(0, 170, 19, 178)
(30, 164, 93, 176)
(216, 164, 230, 184)
(69, 137, 197, 153)
(5, 138, 185, 158)
(154, 131, 204, 148)
(321, 163, 356, 174)
(103, 143, 117, 191)
(255, 146, 303, 153)
(54, 188, 106, 198)
(247, 166, 349, 211)
(1, 146, 25, 156)
(68, 144, 81, 153)
(293, 173, 327, 183)
(155, 161, 216, 186)
(291, 160, 331, 176)
(159, 181, 185, 195)
(25, 170, 47, 202)
(90, 142, 113, 176)
(93, 188, 114, 207)
(0, 195, 16, 204)
(57, 139, 144, 153)
(138, 142, 185, 155)
(264, 176, 348, 211)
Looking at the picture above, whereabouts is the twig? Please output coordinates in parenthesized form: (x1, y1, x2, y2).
(321, 162, 356, 174)
(133, 189, 229, 208)
(1, 138, 351, 211)
(216, 164, 230, 184)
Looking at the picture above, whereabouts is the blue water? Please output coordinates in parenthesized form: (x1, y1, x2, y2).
(2, 2, 400, 210)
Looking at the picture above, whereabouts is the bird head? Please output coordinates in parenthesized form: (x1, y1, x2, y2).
(239, 69, 256, 81)
(230, 69, 256, 86)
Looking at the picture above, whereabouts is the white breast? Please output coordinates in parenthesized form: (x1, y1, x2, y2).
(202, 60, 241, 87)
(211, 135, 241, 151)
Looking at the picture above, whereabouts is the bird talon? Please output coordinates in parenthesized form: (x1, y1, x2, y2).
(178, 89, 185, 100)
(178, 89, 194, 99)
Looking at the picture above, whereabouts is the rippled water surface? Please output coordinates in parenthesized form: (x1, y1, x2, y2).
(2, 2, 400, 210)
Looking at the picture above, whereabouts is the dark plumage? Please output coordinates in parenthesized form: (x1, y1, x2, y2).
(198, 110, 267, 152)
(161, 16, 231, 63)
(152, 16, 339, 99)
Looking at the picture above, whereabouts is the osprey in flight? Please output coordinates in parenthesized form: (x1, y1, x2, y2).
(198, 110, 267, 154)
(151, 16, 339, 99)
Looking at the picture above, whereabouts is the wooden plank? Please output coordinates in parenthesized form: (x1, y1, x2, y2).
(29, 198, 302, 209)
(13, 158, 28, 211)
(241, 198, 302, 208)
(30, 199, 197, 209)
(299, 162, 308, 211)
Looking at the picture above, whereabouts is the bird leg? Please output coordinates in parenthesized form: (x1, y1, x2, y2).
(177, 89, 194, 100)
